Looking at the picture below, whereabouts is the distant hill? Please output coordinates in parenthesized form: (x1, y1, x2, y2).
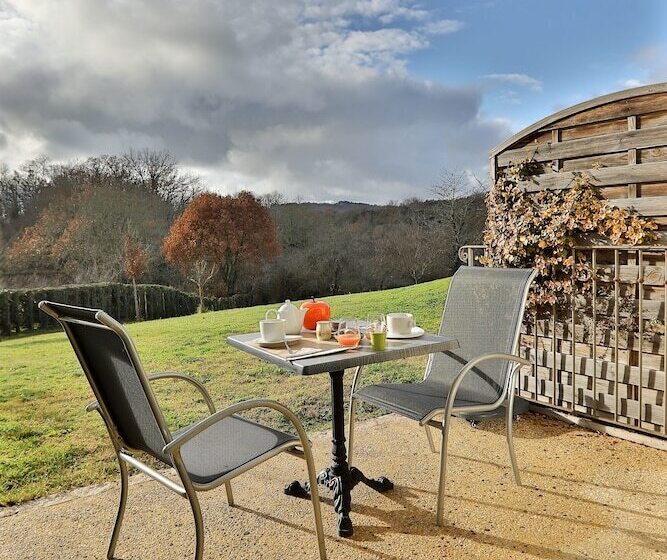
(280, 201, 375, 213)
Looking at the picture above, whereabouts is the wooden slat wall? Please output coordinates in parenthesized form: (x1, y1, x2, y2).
(490, 84, 667, 438)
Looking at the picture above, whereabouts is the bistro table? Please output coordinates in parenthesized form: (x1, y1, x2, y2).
(227, 331, 459, 537)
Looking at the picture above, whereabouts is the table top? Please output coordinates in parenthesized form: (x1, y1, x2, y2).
(227, 331, 459, 375)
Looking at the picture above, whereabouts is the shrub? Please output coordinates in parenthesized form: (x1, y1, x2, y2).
(0, 283, 252, 336)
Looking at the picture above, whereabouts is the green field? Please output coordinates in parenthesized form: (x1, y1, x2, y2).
(0, 278, 450, 506)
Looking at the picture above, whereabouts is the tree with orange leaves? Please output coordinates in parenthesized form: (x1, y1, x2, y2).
(123, 234, 149, 320)
(162, 191, 280, 310)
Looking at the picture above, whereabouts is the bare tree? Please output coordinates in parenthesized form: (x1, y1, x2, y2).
(432, 170, 487, 270)
(259, 190, 287, 207)
(0, 157, 51, 245)
(123, 234, 149, 320)
(272, 203, 319, 250)
(399, 219, 442, 284)
(122, 149, 201, 210)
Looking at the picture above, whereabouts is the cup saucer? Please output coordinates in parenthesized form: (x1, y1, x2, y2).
(386, 326, 425, 339)
(254, 335, 303, 348)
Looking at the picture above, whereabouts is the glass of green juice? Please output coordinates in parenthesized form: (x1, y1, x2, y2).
(367, 314, 387, 351)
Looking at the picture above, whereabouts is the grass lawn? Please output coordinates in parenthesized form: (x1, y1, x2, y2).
(0, 277, 450, 506)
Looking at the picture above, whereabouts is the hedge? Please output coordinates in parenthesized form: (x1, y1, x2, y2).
(0, 283, 253, 337)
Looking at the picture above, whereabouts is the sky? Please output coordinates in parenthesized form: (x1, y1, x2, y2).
(0, 0, 666, 204)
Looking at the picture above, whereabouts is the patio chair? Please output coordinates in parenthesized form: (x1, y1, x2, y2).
(39, 301, 326, 560)
(347, 266, 536, 526)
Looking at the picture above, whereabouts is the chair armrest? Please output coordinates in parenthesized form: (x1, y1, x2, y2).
(451, 352, 530, 398)
(147, 372, 216, 414)
(459, 352, 531, 372)
(163, 398, 310, 456)
(420, 352, 531, 426)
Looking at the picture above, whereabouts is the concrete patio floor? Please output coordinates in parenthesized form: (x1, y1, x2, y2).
(1, 412, 665, 560)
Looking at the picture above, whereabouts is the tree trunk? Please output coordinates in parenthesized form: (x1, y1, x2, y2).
(222, 250, 240, 295)
(132, 278, 141, 321)
(197, 282, 205, 312)
(189, 261, 216, 313)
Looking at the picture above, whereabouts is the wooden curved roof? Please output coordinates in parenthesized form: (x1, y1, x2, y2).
(489, 83, 667, 229)
(490, 82, 667, 157)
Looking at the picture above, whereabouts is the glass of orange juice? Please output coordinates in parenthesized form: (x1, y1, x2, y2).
(336, 318, 361, 347)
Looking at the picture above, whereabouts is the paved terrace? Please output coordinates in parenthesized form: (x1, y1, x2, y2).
(1, 413, 665, 560)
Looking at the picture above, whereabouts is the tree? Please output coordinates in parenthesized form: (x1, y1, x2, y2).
(389, 213, 442, 284)
(4, 179, 173, 287)
(271, 203, 319, 250)
(432, 170, 487, 271)
(259, 190, 287, 208)
(0, 157, 50, 249)
(123, 235, 149, 320)
(122, 149, 201, 210)
(162, 191, 280, 309)
(0, 151, 193, 288)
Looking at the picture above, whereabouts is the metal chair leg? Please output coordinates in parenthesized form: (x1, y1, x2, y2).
(304, 442, 327, 560)
(187, 491, 204, 560)
(107, 457, 129, 559)
(424, 425, 437, 453)
(224, 481, 234, 506)
(435, 413, 453, 527)
(506, 395, 522, 486)
(347, 396, 357, 467)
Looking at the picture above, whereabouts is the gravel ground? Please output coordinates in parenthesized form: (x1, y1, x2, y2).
(1, 412, 665, 560)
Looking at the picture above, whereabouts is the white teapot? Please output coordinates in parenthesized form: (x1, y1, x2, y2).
(276, 300, 307, 335)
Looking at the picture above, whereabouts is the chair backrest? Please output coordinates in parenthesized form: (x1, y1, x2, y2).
(39, 301, 170, 457)
(424, 266, 535, 405)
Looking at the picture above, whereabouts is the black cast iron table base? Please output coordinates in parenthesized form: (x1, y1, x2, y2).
(283, 369, 394, 537)
(284, 467, 394, 537)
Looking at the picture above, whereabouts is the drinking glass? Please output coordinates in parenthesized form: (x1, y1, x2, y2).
(316, 320, 332, 341)
(367, 314, 387, 351)
(365, 314, 385, 338)
(336, 318, 361, 347)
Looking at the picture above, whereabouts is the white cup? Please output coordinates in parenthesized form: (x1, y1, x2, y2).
(260, 310, 286, 342)
(386, 313, 415, 335)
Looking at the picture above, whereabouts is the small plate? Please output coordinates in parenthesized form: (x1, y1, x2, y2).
(254, 335, 303, 348)
(386, 326, 425, 339)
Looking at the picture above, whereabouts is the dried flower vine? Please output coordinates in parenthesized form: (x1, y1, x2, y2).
(481, 160, 658, 316)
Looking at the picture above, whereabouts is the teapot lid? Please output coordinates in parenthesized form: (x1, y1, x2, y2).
(279, 299, 296, 311)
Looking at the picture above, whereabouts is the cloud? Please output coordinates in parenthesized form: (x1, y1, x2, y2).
(303, 0, 430, 24)
(0, 0, 507, 203)
(483, 73, 543, 92)
(620, 79, 645, 88)
(420, 19, 465, 35)
(613, 45, 667, 96)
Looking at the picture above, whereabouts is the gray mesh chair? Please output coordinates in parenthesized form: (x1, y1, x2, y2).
(347, 266, 536, 526)
(39, 301, 326, 560)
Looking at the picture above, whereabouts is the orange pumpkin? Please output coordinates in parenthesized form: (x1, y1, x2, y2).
(300, 297, 331, 330)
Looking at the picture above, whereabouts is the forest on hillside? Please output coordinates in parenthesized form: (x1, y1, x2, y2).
(0, 150, 486, 304)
